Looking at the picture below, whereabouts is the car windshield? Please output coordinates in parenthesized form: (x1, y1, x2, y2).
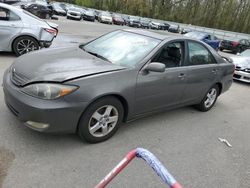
(69, 7, 82, 12)
(185, 32, 206, 40)
(240, 50, 250, 57)
(141, 18, 150, 22)
(86, 10, 94, 15)
(81, 31, 160, 67)
(101, 12, 111, 16)
(130, 16, 139, 20)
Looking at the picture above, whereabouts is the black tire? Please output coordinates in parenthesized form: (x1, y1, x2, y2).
(12, 36, 39, 56)
(78, 97, 124, 143)
(219, 47, 223, 51)
(195, 85, 219, 112)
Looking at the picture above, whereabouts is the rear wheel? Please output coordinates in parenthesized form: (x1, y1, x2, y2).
(195, 85, 219, 112)
(78, 97, 124, 143)
(12, 36, 39, 56)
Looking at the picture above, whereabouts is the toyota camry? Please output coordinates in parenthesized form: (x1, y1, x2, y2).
(3, 29, 234, 143)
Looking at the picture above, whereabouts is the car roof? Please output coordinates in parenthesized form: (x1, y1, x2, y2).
(122, 29, 182, 40)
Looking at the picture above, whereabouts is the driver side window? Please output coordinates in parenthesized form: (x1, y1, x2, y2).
(152, 42, 184, 68)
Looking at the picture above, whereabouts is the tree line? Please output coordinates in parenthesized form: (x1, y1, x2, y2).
(60, 0, 250, 34)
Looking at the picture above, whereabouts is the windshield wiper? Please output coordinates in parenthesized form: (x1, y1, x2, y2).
(83, 48, 112, 63)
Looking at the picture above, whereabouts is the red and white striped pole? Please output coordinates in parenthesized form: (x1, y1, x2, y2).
(95, 148, 182, 188)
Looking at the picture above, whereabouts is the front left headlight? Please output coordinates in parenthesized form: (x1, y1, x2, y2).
(22, 83, 78, 100)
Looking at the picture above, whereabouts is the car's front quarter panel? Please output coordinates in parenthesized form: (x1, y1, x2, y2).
(64, 69, 138, 121)
(3, 67, 88, 133)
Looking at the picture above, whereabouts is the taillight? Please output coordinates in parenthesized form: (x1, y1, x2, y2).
(231, 41, 239, 47)
(44, 28, 57, 36)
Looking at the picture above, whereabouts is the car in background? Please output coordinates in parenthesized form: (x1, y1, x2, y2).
(67, 7, 83, 20)
(121, 14, 129, 25)
(112, 14, 124, 25)
(82, 9, 95, 22)
(128, 16, 140, 27)
(159, 22, 170, 31)
(22, 2, 53, 19)
(184, 31, 220, 50)
(149, 21, 161, 30)
(3, 29, 234, 143)
(0, 2, 58, 56)
(181, 28, 192, 34)
(51, 2, 66, 16)
(168, 24, 179, 33)
(0, 0, 19, 4)
(98, 11, 112, 24)
(219, 38, 250, 54)
(139, 17, 151, 29)
(230, 49, 250, 83)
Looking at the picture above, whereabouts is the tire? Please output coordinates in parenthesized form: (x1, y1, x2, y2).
(78, 97, 124, 143)
(219, 47, 223, 51)
(195, 85, 219, 112)
(12, 36, 39, 56)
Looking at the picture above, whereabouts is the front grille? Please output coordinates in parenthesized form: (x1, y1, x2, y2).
(10, 68, 28, 86)
(233, 74, 241, 79)
(70, 13, 78, 16)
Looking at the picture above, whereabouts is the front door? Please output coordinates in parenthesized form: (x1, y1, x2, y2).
(135, 41, 187, 115)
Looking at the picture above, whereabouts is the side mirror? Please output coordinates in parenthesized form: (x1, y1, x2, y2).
(144, 62, 166, 73)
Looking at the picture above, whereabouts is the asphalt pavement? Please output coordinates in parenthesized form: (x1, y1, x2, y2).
(0, 17, 250, 188)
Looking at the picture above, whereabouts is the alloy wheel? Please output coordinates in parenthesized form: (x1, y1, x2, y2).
(204, 88, 217, 108)
(88, 105, 119, 138)
(16, 39, 38, 55)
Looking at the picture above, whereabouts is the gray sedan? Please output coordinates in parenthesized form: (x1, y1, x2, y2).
(0, 3, 58, 56)
(3, 29, 234, 143)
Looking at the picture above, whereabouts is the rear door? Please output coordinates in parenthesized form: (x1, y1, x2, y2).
(182, 41, 219, 103)
(0, 7, 23, 51)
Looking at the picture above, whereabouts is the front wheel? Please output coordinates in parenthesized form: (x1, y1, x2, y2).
(78, 97, 124, 143)
(195, 85, 219, 112)
(12, 36, 39, 56)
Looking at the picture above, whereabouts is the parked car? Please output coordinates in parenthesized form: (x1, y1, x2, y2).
(219, 37, 250, 54)
(149, 21, 161, 30)
(98, 11, 112, 24)
(66, 7, 83, 20)
(0, 2, 58, 56)
(168, 24, 179, 33)
(51, 2, 66, 16)
(159, 22, 170, 30)
(82, 9, 95, 22)
(112, 14, 124, 25)
(139, 17, 151, 29)
(22, 2, 53, 19)
(0, 0, 19, 4)
(121, 14, 129, 25)
(181, 28, 192, 34)
(184, 31, 220, 50)
(230, 49, 250, 83)
(128, 16, 140, 27)
(3, 29, 234, 143)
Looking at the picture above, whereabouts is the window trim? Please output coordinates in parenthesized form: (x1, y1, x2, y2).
(185, 40, 218, 67)
(149, 39, 186, 69)
(0, 7, 21, 21)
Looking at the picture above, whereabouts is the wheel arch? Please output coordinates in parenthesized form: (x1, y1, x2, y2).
(215, 82, 222, 95)
(76, 93, 129, 132)
(11, 35, 40, 52)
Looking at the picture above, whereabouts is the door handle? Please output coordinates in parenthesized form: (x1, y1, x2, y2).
(212, 69, 218, 74)
(10, 24, 18, 27)
(178, 73, 186, 79)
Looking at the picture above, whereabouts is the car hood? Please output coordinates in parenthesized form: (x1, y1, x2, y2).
(231, 56, 250, 68)
(11, 46, 126, 86)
